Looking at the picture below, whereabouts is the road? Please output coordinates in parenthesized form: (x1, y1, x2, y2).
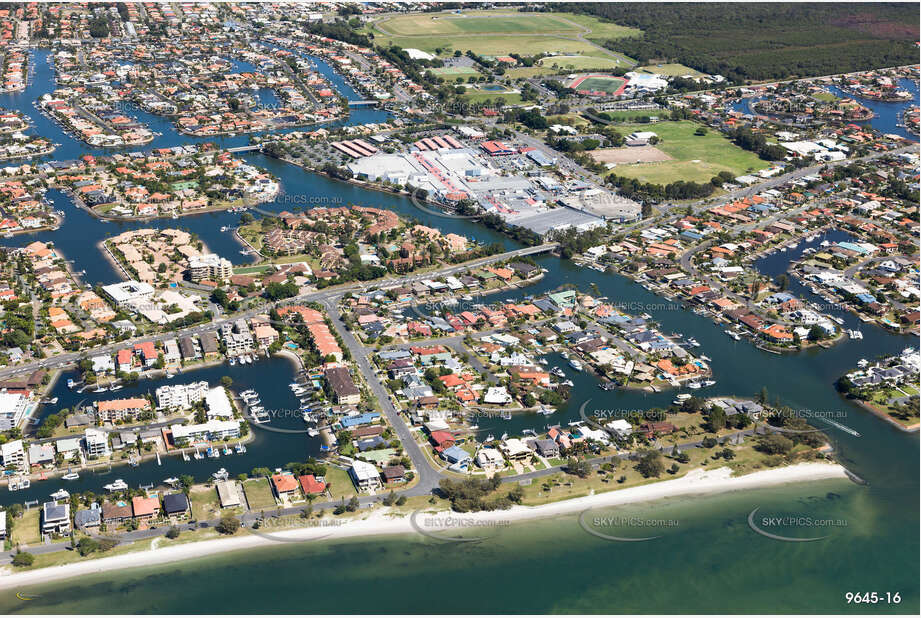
(320, 292, 442, 496)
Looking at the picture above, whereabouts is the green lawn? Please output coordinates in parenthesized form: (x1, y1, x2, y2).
(243, 478, 277, 510)
(538, 54, 627, 71)
(12, 508, 41, 545)
(598, 110, 662, 122)
(430, 66, 481, 80)
(606, 120, 766, 184)
(460, 91, 523, 105)
(233, 265, 273, 275)
(811, 90, 839, 103)
(636, 63, 706, 77)
(374, 11, 595, 36)
(324, 467, 358, 501)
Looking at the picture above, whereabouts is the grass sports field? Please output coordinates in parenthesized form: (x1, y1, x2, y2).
(366, 10, 638, 62)
(606, 121, 766, 185)
(571, 74, 628, 95)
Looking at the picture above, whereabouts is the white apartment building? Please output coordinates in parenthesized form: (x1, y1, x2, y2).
(84, 428, 111, 459)
(156, 381, 209, 410)
(0, 439, 26, 470)
(188, 253, 233, 282)
(171, 419, 241, 444)
(0, 391, 30, 431)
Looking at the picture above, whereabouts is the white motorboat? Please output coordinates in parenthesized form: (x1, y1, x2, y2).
(50, 489, 70, 500)
(701, 380, 716, 387)
(699, 355, 711, 362)
(61, 470, 80, 481)
(164, 477, 180, 486)
(568, 359, 583, 371)
(104, 479, 128, 492)
(687, 381, 702, 389)
(212, 468, 229, 481)
(307, 428, 319, 437)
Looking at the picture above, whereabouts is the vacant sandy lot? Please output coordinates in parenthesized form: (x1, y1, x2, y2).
(591, 145, 673, 164)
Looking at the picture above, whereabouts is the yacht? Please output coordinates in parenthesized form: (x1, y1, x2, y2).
(61, 470, 79, 481)
(50, 489, 70, 501)
(857, 358, 869, 368)
(103, 479, 129, 492)
(701, 380, 716, 387)
(568, 359, 583, 371)
(559, 350, 570, 360)
(8, 478, 30, 491)
(687, 380, 702, 389)
(212, 468, 229, 481)
(550, 367, 565, 378)
(673, 393, 692, 405)
(163, 477, 180, 486)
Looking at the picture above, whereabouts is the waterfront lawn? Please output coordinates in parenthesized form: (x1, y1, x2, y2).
(606, 121, 766, 185)
(189, 486, 229, 520)
(324, 467, 358, 501)
(11, 508, 41, 545)
(243, 478, 277, 510)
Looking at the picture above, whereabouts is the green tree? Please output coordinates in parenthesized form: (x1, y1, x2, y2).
(635, 450, 664, 478)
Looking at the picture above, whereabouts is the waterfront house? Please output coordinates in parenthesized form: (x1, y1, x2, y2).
(441, 445, 472, 467)
(132, 495, 162, 521)
(75, 506, 102, 531)
(298, 474, 327, 495)
(102, 501, 133, 525)
(349, 459, 383, 491)
(42, 501, 71, 535)
(271, 473, 299, 497)
(163, 493, 190, 518)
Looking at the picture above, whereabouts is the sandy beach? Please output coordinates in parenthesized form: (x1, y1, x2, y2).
(0, 461, 849, 591)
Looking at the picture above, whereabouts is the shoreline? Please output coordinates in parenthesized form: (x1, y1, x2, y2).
(0, 461, 849, 590)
